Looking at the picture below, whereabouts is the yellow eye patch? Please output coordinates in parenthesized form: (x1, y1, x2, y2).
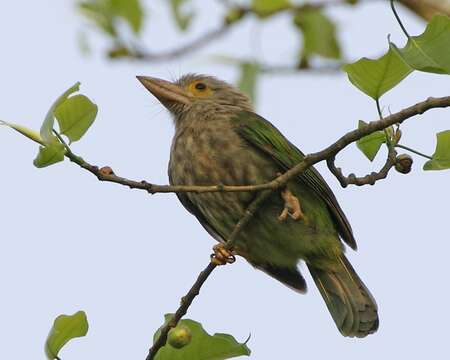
(187, 81, 213, 98)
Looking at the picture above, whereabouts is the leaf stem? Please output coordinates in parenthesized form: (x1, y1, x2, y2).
(53, 130, 68, 148)
(395, 144, 433, 159)
(375, 99, 383, 119)
(390, 0, 411, 39)
(376, 99, 393, 147)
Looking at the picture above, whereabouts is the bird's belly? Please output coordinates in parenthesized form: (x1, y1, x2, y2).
(170, 128, 276, 228)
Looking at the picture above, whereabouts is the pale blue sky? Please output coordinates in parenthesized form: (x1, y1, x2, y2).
(1, 1, 449, 359)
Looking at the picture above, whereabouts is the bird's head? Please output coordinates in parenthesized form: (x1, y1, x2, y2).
(137, 74, 253, 123)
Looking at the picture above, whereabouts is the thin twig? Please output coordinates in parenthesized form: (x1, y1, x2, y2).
(110, 0, 368, 63)
(131, 22, 237, 62)
(325, 99, 398, 187)
(146, 190, 272, 360)
(60, 96, 450, 194)
(326, 147, 397, 187)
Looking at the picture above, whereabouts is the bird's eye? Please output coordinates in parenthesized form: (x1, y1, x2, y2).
(195, 82, 207, 91)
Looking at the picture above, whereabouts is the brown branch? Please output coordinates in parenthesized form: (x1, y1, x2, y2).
(326, 147, 398, 187)
(63, 96, 450, 195)
(146, 190, 272, 360)
(130, 22, 236, 62)
(101, 0, 446, 64)
(397, 0, 450, 20)
(108, 0, 367, 63)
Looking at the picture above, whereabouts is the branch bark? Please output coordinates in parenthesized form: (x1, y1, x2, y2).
(327, 147, 398, 187)
(63, 96, 450, 194)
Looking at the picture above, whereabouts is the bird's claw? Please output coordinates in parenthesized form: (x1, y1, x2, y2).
(278, 188, 304, 221)
(210, 243, 236, 265)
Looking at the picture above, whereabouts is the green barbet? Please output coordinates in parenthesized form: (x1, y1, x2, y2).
(138, 74, 379, 337)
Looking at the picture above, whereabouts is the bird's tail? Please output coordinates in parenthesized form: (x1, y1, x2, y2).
(307, 255, 379, 338)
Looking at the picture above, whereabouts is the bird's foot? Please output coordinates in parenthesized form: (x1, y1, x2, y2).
(210, 243, 236, 265)
(278, 188, 304, 221)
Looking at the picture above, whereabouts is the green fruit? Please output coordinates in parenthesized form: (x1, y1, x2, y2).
(167, 325, 192, 349)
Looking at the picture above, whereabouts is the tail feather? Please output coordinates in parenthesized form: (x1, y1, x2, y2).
(308, 255, 379, 338)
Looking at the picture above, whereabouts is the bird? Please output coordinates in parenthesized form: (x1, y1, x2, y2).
(137, 74, 379, 338)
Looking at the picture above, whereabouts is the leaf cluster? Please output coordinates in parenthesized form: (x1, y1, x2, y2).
(344, 14, 450, 170)
(1, 83, 97, 168)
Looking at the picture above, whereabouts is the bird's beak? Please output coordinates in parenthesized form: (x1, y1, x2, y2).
(136, 76, 191, 108)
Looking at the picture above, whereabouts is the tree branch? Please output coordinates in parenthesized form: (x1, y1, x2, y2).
(63, 96, 450, 194)
(101, 0, 447, 64)
(109, 0, 364, 63)
(326, 147, 398, 187)
(398, 0, 450, 21)
(146, 190, 272, 360)
(130, 22, 236, 62)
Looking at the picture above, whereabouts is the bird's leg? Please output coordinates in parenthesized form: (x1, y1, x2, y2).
(278, 188, 304, 221)
(210, 243, 236, 265)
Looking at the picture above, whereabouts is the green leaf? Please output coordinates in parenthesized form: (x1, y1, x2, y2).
(54, 95, 98, 143)
(154, 315, 250, 360)
(423, 130, 450, 170)
(170, 0, 194, 31)
(78, 0, 144, 36)
(33, 143, 66, 168)
(237, 62, 260, 103)
(293, 8, 341, 60)
(78, 1, 117, 37)
(224, 8, 246, 25)
(390, 15, 450, 74)
(251, 0, 291, 18)
(41, 82, 80, 144)
(0, 120, 44, 145)
(110, 0, 144, 34)
(45, 311, 89, 360)
(343, 48, 413, 99)
(356, 120, 386, 161)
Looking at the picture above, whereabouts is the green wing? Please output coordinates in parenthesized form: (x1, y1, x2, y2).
(232, 111, 357, 250)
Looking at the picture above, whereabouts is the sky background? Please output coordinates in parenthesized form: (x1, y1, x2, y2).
(1, 1, 449, 359)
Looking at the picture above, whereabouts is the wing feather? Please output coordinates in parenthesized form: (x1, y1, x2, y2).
(232, 111, 357, 250)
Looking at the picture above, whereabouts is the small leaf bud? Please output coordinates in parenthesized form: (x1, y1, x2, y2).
(395, 154, 413, 174)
